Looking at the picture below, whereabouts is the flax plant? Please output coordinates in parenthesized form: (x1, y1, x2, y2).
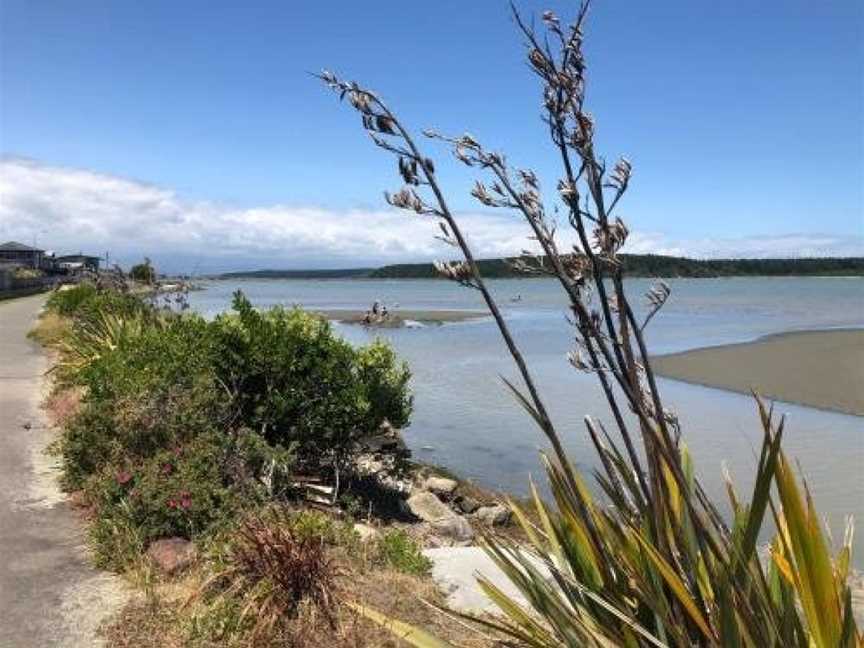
(320, 3, 860, 645)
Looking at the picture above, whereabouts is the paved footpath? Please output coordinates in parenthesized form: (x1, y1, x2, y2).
(0, 295, 126, 648)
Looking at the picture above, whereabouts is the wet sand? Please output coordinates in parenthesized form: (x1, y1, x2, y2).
(653, 329, 864, 416)
(314, 309, 486, 326)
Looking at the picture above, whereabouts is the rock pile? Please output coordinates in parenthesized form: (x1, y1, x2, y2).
(400, 473, 512, 547)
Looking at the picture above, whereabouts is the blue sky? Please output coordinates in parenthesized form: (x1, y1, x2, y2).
(1, 1, 862, 271)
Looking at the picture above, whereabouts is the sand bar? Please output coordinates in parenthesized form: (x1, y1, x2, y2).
(313, 309, 486, 326)
(652, 329, 864, 416)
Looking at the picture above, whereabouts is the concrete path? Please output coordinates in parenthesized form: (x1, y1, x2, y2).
(0, 295, 126, 648)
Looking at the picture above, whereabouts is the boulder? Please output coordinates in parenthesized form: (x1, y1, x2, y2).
(146, 537, 197, 575)
(431, 516, 474, 544)
(423, 476, 458, 496)
(353, 522, 381, 543)
(474, 504, 511, 526)
(406, 491, 454, 523)
(407, 491, 474, 543)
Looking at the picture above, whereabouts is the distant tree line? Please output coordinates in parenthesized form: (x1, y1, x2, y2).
(219, 268, 374, 280)
(370, 254, 864, 279)
(218, 255, 864, 280)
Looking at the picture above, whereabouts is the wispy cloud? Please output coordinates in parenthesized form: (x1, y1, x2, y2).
(1, 157, 861, 273)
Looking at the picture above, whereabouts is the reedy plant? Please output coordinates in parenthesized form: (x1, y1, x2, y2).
(320, 2, 860, 646)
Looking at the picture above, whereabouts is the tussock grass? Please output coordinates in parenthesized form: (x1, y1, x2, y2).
(28, 311, 71, 347)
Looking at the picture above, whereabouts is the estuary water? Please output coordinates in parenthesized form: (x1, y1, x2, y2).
(189, 277, 864, 561)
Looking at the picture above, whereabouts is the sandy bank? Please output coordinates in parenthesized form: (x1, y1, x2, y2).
(653, 328, 864, 416)
(314, 309, 486, 326)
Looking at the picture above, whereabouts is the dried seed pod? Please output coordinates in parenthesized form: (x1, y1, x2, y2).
(607, 157, 632, 191)
(470, 181, 496, 207)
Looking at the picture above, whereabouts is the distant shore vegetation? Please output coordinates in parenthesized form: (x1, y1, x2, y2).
(219, 254, 864, 280)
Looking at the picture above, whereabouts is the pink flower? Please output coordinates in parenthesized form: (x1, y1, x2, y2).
(116, 470, 133, 485)
(161, 463, 173, 476)
(167, 498, 176, 509)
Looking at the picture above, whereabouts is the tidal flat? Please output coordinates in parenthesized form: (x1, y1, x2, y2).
(653, 328, 864, 416)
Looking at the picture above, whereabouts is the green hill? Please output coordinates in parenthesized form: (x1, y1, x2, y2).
(219, 255, 864, 281)
(370, 255, 864, 279)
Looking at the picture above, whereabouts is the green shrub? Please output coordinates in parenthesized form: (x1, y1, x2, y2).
(60, 315, 227, 489)
(56, 288, 411, 489)
(356, 341, 412, 429)
(46, 284, 98, 316)
(86, 432, 279, 568)
(209, 292, 412, 469)
(47, 283, 147, 324)
(285, 509, 358, 548)
(129, 258, 156, 284)
(374, 529, 431, 576)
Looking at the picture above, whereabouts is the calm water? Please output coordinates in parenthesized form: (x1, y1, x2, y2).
(189, 277, 864, 561)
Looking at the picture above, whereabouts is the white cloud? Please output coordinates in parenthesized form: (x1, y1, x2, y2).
(1, 157, 861, 272)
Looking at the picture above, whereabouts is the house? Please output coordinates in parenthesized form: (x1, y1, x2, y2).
(0, 241, 45, 269)
(56, 253, 101, 273)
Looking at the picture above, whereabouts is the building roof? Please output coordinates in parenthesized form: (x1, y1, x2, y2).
(56, 254, 100, 261)
(0, 241, 44, 253)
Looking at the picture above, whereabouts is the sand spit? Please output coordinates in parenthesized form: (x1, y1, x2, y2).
(653, 328, 864, 416)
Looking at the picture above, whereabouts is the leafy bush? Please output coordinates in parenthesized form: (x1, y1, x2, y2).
(60, 316, 227, 489)
(46, 283, 99, 316)
(47, 283, 146, 324)
(129, 258, 156, 284)
(374, 529, 431, 576)
(48, 283, 413, 593)
(86, 430, 292, 569)
(54, 287, 412, 488)
(209, 291, 412, 469)
(87, 434, 241, 551)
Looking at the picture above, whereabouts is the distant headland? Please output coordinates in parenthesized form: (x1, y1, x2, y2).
(218, 254, 864, 280)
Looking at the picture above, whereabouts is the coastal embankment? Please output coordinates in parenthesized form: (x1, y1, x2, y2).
(0, 294, 127, 646)
(653, 328, 864, 416)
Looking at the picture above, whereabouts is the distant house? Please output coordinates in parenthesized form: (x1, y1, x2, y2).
(57, 254, 101, 273)
(0, 241, 45, 269)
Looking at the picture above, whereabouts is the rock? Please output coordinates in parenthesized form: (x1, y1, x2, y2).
(475, 504, 511, 526)
(431, 516, 474, 544)
(146, 538, 197, 575)
(423, 476, 458, 496)
(354, 453, 413, 495)
(353, 523, 381, 543)
(406, 492, 474, 543)
(355, 455, 386, 475)
(424, 546, 550, 613)
(355, 422, 410, 457)
(455, 495, 481, 514)
(406, 491, 454, 523)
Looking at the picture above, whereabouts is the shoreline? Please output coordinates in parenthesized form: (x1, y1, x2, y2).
(652, 327, 864, 416)
(314, 308, 486, 325)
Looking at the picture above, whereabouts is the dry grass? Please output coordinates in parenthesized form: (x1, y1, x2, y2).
(27, 311, 71, 347)
(103, 598, 187, 648)
(103, 536, 501, 648)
